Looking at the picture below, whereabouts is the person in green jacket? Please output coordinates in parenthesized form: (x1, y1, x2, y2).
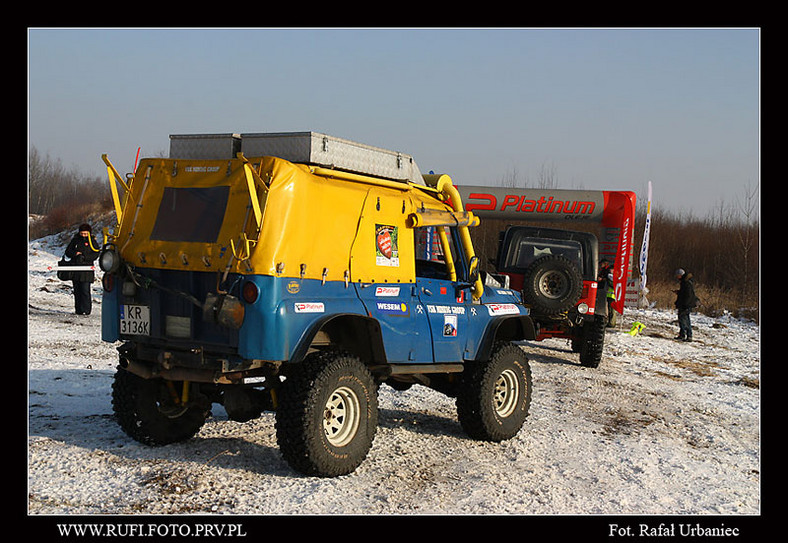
(598, 259, 616, 327)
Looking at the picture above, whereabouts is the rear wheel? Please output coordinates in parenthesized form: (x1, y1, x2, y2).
(276, 350, 378, 477)
(112, 368, 209, 446)
(457, 343, 532, 441)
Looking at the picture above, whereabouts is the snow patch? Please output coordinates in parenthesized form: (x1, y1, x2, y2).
(28, 233, 760, 516)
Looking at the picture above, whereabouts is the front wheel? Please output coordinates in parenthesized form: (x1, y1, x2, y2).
(275, 350, 378, 477)
(457, 343, 532, 441)
(579, 314, 606, 368)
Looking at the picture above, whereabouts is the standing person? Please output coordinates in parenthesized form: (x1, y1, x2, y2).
(673, 268, 697, 342)
(598, 259, 616, 327)
(65, 223, 100, 315)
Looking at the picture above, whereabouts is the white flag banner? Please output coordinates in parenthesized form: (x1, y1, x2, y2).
(638, 181, 652, 290)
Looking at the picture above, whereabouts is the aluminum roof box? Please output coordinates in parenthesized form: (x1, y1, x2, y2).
(240, 131, 424, 185)
(169, 133, 241, 160)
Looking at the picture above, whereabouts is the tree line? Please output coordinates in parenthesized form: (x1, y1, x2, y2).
(28, 147, 759, 320)
(28, 147, 112, 237)
(627, 195, 759, 321)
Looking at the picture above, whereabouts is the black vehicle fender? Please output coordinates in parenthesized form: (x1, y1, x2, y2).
(594, 283, 609, 318)
(472, 315, 536, 362)
(290, 313, 387, 365)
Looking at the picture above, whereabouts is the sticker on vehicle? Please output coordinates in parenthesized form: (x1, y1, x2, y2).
(486, 303, 520, 316)
(375, 225, 399, 267)
(376, 301, 409, 316)
(443, 314, 458, 336)
(294, 302, 325, 313)
(375, 286, 400, 297)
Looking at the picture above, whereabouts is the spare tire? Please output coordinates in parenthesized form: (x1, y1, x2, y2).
(521, 255, 583, 316)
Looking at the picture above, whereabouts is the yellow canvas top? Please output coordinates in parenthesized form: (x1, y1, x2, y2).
(112, 155, 467, 285)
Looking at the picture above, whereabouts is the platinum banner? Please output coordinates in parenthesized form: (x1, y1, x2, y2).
(456, 186, 605, 222)
(456, 185, 637, 314)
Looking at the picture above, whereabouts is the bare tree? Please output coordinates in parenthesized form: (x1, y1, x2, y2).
(536, 160, 557, 189)
(735, 181, 759, 306)
(500, 165, 526, 188)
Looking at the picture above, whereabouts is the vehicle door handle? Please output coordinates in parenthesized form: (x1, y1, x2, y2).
(421, 288, 433, 296)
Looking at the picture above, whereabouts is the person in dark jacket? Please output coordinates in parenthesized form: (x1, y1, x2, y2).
(673, 268, 698, 341)
(64, 223, 100, 315)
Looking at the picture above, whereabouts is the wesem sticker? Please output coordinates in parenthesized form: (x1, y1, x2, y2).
(376, 301, 409, 316)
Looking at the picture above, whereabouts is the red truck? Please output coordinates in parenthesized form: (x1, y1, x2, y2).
(458, 187, 636, 368)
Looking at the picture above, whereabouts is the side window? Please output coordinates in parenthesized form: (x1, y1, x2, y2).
(414, 226, 461, 280)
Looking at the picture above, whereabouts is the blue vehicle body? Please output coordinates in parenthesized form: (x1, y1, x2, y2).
(102, 257, 531, 370)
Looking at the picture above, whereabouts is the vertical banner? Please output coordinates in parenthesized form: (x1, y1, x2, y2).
(638, 182, 652, 291)
(601, 191, 637, 314)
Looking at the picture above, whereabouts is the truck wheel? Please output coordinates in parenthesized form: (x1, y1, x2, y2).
(457, 343, 532, 441)
(276, 350, 378, 477)
(522, 255, 583, 316)
(111, 368, 209, 446)
(579, 314, 606, 368)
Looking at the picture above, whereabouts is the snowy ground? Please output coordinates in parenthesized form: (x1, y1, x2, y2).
(27, 231, 760, 523)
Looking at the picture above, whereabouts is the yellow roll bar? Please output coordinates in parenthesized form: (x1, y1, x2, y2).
(423, 174, 484, 300)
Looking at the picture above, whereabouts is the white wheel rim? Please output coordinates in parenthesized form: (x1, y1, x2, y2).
(323, 386, 361, 447)
(494, 369, 520, 418)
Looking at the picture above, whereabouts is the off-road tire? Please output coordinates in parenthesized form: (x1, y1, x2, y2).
(457, 342, 532, 441)
(276, 350, 378, 477)
(579, 314, 606, 368)
(521, 255, 583, 317)
(112, 368, 209, 446)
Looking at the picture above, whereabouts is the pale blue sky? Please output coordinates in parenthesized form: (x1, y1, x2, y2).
(28, 27, 760, 215)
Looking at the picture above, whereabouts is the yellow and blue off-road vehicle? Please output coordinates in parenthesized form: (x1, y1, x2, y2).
(99, 132, 536, 476)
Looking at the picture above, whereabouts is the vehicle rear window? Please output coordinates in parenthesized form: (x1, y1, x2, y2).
(150, 186, 230, 243)
(515, 240, 583, 271)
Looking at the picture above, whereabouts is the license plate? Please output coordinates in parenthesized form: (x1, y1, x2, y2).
(120, 305, 150, 335)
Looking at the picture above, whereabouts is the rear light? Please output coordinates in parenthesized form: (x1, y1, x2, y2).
(242, 281, 259, 304)
(102, 273, 115, 292)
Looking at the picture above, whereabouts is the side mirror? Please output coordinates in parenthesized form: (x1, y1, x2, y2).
(456, 256, 481, 296)
(468, 256, 480, 284)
